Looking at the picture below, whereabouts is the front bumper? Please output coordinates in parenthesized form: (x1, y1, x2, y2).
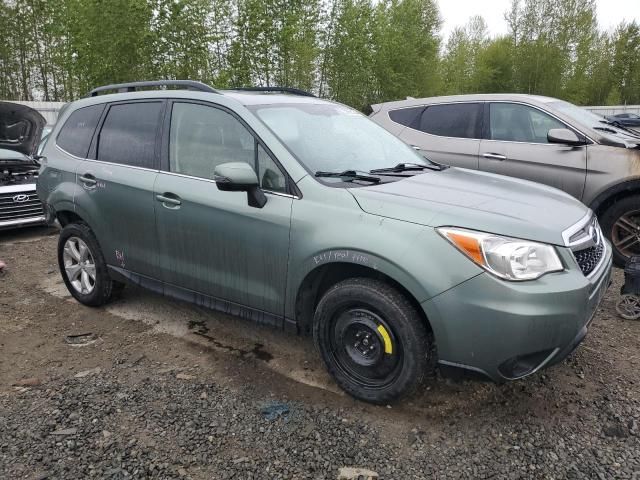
(0, 184, 45, 230)
(421, 241, 613, 381)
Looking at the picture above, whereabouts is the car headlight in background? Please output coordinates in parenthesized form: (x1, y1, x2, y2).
(437, 227, 563, 281)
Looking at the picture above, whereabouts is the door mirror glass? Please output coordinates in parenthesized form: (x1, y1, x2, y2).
(214, 162, 266, 208)
(547, 128, 584, 146)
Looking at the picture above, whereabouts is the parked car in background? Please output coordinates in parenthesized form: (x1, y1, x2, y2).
(0, 102, 47, 230)
(38, 81, 611, 404)
(606, 112, 640, 129)
(370, 94, 640, 266)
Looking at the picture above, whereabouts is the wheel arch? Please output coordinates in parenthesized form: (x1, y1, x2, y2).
(293, 262, 433, 338)
(590, 179, 640, 217)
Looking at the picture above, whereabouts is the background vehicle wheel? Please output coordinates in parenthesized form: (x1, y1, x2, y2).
(615, 294, 640, 320)
(58, 223, 120, 307)
(600, 196, 640, 267)
(313, 278, 433, 404)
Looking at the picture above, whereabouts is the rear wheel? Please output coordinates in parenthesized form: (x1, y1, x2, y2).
(58, 223, 122, 306)
(600, 196, 640, 267)
(313, 278, 432, 404)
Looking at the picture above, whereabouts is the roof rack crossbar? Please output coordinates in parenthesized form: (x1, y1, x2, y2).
(86, 80, 219, 97)
(232, 86, 316, 97)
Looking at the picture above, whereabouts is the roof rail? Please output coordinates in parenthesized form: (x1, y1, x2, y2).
(86, 80, 220, 97)
(232, 86, 316, 98)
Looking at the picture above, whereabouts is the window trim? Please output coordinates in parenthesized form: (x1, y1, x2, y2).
(88, 99, 166, 170)
(483, 101, 594, 146)
(54, 103, 106, 159)
(390, 101, 485, 141)
(161, 99, 299, 198)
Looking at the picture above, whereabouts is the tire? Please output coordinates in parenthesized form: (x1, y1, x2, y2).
(313, 278, 433, 404)
(600, 196, 640, 267)
(58, 223, 121, 307)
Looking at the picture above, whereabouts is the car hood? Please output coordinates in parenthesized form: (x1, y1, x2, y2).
(349, 168, 589, 246)
(0, 102, 46, 157)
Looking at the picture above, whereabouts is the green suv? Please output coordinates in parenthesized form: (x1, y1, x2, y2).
(37, 81, 612, 404)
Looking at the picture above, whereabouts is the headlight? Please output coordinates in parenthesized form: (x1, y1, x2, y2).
(437, 227, 563, 281)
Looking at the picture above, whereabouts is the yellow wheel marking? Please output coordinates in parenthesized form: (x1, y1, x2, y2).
(377, 325, 393, 354)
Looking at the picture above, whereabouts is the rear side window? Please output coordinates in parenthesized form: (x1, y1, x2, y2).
(56, 104, 104, 158)
(388, 107, 424, 128)
(95, 102, 162, 168)
(418, 103, 482, 139)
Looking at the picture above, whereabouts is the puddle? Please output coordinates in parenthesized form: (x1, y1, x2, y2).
(189, 318, 274, 362)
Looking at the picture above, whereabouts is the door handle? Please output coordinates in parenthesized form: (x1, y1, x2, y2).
(156, 193, 182, 208)
(79, 174, 97, 188)
(482, 153, 507, 161)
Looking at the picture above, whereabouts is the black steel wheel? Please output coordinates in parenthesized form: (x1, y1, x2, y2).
(313, 277, 433, 404)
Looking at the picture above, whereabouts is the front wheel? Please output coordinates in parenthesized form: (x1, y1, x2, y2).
(313, 278, 433, 404)
(600, 196, 640, 267)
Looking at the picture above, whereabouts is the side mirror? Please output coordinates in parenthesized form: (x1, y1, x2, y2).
(547, 128, 585, 146)
(213, 162, 267, 208)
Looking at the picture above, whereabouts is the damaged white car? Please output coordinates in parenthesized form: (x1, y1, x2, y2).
(0, 102, 47, 230)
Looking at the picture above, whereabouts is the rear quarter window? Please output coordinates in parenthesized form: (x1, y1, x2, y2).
(388, 107, 424, 128)
(56, 104, 105, 158)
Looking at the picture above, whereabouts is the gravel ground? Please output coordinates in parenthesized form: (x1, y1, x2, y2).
(1, 227, 640, 479)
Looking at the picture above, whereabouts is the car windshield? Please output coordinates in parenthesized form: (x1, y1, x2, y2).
(249, 103, 432, 176)
(548, 100, 607, 128)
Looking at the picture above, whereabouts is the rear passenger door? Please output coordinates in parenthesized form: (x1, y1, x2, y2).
(75, 101, 163, 278)
(398, 103, 483, 169)
(153, 100, 293, 322)
(479, 102, 587, 199)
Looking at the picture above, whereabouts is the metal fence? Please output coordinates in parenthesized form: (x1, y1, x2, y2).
(584, 105, 640, 117)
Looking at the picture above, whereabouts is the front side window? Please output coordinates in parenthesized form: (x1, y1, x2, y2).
(250, 103, 432, 176)
(418, 103, 482, 139)
(57, 104, 105, 158)
(169, 102, 287, 192)
(96, 102, 162, 168)
(490, 103, 566, 143)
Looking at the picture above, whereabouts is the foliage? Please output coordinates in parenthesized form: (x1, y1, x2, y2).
(0, 0, 638, 108)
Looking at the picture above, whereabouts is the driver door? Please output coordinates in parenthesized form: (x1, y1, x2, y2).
(479, 102, 587, 200)
(154, 100, 293, 322)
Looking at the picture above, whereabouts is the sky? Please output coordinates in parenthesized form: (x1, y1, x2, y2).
(438, 0, 640, 41)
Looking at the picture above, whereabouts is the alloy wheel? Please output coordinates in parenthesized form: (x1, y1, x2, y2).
(62, 236, 96, 295)
(611, 210, 640, 258)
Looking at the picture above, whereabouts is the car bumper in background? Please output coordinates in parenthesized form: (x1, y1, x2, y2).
(0, 184, 45, 230)
(422, 241, 613, 382)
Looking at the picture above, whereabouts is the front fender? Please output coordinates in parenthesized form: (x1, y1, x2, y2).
(285, 177, 483, 320)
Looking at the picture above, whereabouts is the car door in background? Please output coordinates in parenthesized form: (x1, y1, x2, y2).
(398, 102, 483, 169)
(154, 101, 293, 324)
(76, 101, 163, 278)
(479, 102, 587, 200)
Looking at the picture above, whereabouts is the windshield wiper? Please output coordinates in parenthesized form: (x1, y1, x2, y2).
(315, 170, 381, 183)
(600, 119, 640, 138)
(369, 162, 446, 174)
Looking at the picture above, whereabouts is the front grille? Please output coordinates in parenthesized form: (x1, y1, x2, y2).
(0, 191, 43, 223)
(574, 242, 604, 276)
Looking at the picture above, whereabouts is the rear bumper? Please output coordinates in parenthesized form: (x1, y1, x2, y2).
(422, 242, 613, 382)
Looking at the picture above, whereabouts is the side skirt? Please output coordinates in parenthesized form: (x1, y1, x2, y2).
(108, 265, 295, 331)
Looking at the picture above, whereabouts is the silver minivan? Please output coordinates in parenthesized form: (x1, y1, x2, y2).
(370, 94, 640, 266)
